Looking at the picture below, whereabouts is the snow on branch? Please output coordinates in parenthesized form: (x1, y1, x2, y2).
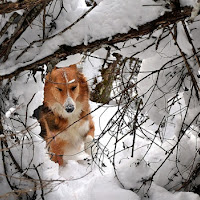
(0, 1, 200, 198)
(0, 5, 193, 81)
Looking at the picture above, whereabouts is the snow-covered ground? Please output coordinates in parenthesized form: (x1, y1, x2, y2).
(1, 0, 200, 199)
(0, 62, 199, 200)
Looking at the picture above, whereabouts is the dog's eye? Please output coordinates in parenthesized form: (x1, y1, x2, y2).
(71, 86, 77, 91)
(56, 87, 63, 92)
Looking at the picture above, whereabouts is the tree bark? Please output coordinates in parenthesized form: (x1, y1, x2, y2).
(90, 53, 122, 103)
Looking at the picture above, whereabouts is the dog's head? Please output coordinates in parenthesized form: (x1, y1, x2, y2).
(44, 65, 88, 118)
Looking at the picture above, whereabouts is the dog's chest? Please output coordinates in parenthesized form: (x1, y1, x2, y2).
(57, 109, 89, 145)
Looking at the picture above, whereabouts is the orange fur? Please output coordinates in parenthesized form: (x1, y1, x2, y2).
(41, 65, 95, 165)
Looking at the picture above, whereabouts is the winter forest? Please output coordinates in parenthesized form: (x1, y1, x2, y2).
(0, 0, 200, 199)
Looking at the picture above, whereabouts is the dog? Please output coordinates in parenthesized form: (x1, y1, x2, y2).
(39, 65, 95, 166)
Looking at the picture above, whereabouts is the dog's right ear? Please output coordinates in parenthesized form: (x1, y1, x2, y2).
(69, 64, 77, 70)
(46, 66, 57, 82)
(52, 66, 59, 71)
(48, 66, 58, 78)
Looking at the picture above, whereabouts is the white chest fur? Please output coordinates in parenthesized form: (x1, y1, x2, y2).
(53, 101, 91, 161)
(60, 119, 90, 161)
(57, 102, 90, 146)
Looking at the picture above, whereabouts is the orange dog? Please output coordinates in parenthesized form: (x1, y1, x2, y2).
(40, 65, 95, 165)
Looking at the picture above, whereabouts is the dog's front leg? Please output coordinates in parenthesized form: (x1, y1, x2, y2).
(49, 138, 68, 166)
(84, 119, 95, 155)
(84, 134, 94, 155)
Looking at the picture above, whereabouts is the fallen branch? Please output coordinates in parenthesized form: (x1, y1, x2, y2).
(0, 6, 194, 81)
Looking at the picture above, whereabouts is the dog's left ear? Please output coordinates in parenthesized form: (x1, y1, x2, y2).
(69, 64, 83, 73)
(53, 66, 59, 71)
(69, 64, 77, 70)
(47, 66, 58, 80)
(77, 71, 87, 85)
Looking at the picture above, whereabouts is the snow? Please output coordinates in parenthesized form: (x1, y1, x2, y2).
(1, 71, 200, 199)
(58, 160, 140, 200)
(148, 183, 200, 200)
(180, 0, 197, 7)
(68, 79, 75, 84)
(1, 0, 200, 200)
(5, 107, 17, 118)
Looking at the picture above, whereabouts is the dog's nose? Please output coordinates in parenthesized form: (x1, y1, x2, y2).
(65, 104, 74, 113)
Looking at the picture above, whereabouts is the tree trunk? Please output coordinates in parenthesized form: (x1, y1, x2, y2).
(90, 53, 122, 103)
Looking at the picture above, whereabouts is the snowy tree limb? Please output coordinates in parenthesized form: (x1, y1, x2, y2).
(0, 6, 194, 81)
(16, 2, 97, 60)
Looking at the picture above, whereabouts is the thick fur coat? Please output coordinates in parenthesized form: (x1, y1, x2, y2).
(40, 65, 95, 165)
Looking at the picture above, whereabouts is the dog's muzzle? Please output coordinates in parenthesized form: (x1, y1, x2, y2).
(65, 97, 75, 113)
(65, 104, 74, 113)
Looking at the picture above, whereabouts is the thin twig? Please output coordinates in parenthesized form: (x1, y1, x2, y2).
(34, 164, 45, 200)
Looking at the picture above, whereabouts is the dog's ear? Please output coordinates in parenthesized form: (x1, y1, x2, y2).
(68, 64, 77, 71)
(46, 66, 57, 82)
(68, 63, 83, 72)
(78, 71, 87, 84)
(46, 66, 58, 74)
(52, 66, 59, 71)
(48, 66, 58, 78)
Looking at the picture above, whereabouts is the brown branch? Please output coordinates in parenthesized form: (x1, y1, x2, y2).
(42, 1, 46, 40)
(25, 93, 36, 126)
(0, 0, 52, 14)
(0, 6, 193, 81)
(90, 52, 122, 103)
(0, 12, 21, 38)
(34, 164, 45, 200)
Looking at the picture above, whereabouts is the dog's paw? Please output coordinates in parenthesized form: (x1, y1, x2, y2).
(78, 158, 92, 165)
(51, 154, 64, 166)
(84, 135, 97, 156)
